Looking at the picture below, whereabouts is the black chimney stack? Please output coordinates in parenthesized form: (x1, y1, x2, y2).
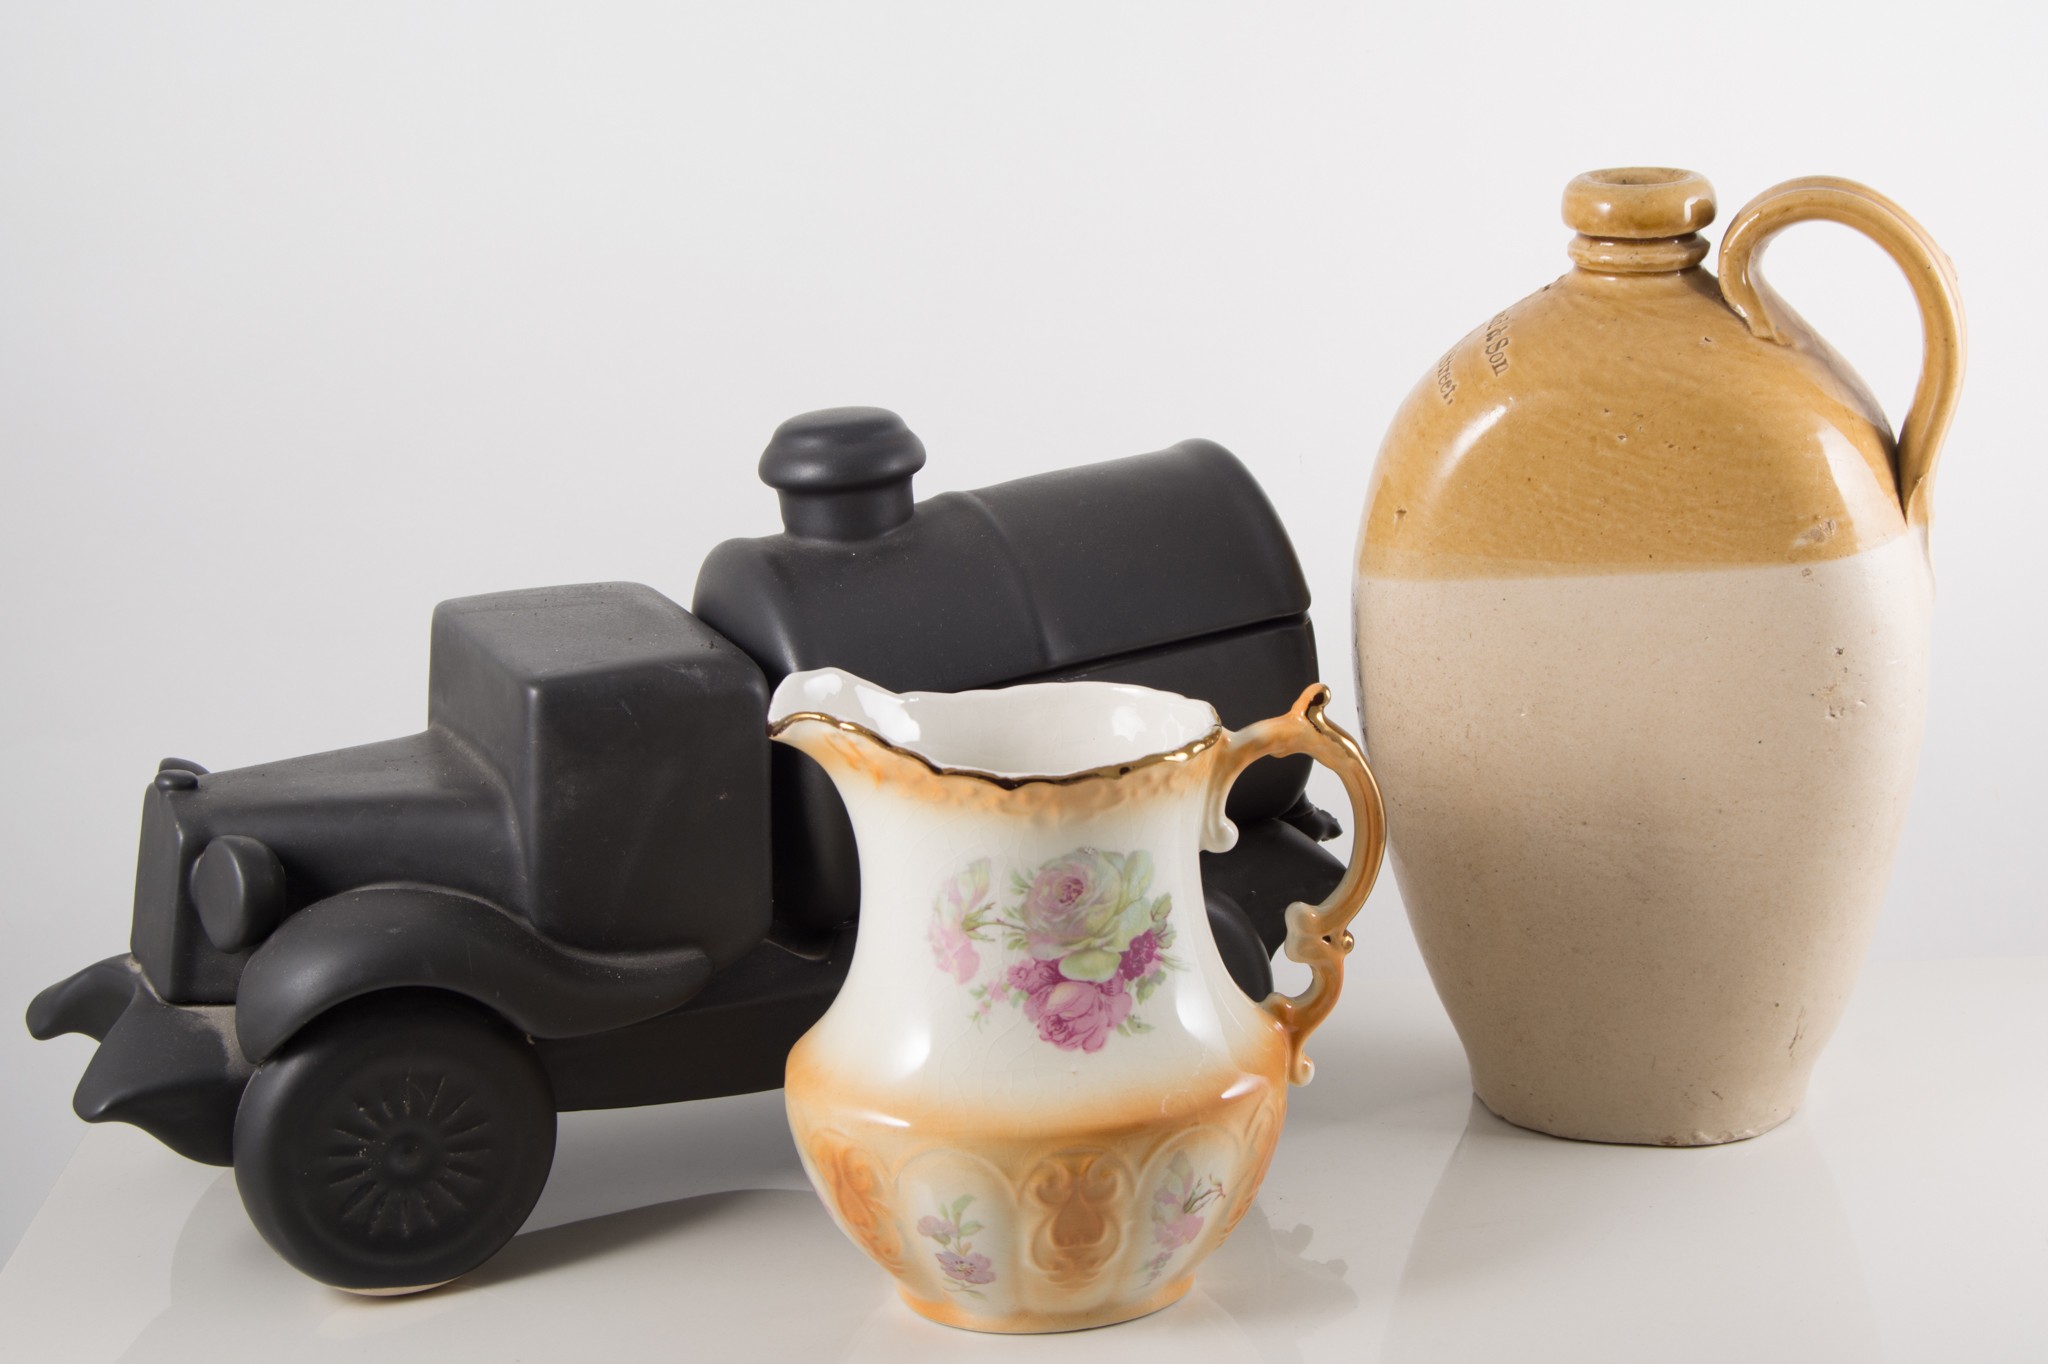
(758, 407, 925, 541)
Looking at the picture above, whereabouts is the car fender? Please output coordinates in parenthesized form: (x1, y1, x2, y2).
(235, 885, 712, 1063)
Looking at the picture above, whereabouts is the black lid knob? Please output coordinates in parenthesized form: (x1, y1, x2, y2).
(759, 407, 925, 540)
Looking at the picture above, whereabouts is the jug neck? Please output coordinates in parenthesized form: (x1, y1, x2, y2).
(1563, 167, 1716, 276)
(1568, 232, 1709, 274)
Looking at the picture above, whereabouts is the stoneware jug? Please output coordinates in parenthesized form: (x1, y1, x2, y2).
(768, 668, 1385, 1331)
(1354, 167, 1964, 1146)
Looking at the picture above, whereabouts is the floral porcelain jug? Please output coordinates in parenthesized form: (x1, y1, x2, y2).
(1354, 168, 1964, 1145)
(767, 668, 1385, 1331)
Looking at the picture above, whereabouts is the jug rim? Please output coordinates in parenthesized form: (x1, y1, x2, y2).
(766, 666, 1224, 789)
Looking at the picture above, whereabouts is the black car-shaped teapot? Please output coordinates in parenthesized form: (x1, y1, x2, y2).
(28, 408, 1344, 1292)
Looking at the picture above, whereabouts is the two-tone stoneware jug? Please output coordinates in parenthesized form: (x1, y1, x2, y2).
(767, 668, 1385, 1330)
(1354, 167, 1964, 1145)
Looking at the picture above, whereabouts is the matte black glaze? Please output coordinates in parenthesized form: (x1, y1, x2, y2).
(189, 834, 288, 955)
(234, 992, 557, 1290)
(758, 405, 927, 540)
(232, 886, 714, 1065)
(28, 407, 1345, 1291)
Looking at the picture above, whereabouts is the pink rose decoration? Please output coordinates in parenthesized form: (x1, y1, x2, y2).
(933, 847, 1171, 1052)
(1006, 957, 1063, 996)
(1022, 975, 1133, 1053)
(1019, 849, 1127, 961)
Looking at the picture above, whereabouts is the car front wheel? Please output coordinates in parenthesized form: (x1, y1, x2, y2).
(233, 990, 557, 1293)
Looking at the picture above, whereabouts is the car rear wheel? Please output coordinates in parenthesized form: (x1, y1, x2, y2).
(233, 991, 557, 1293)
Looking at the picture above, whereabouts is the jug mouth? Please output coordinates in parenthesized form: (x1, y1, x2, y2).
(766, 667, 1222, 787)
(1563, 166, 1716, 273)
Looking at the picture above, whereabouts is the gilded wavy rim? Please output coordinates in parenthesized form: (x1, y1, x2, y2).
(766, 710, 1224, 791)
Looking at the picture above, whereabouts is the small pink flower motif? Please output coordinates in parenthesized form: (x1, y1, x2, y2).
(1156, 1212, 1205, 1251)
(1022, 974, 1133, 1053)
(928, 916, 980, 984)
(1118, 930, 1159, 981)
(917, 1214, 959, 1243)
(937, 1249, 996, 1285)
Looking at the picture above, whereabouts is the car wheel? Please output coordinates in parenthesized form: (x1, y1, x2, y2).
(233, 991, 557, 1293)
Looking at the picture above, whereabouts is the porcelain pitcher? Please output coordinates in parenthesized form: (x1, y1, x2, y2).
(1354, 167, 1965, 1145)
(768, 668, 1385, 1332)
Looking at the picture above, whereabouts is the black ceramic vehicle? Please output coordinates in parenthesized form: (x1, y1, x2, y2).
(27, 407, 1345, 1292)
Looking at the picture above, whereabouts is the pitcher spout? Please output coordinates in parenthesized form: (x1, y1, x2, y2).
(766, 668, 924, 779)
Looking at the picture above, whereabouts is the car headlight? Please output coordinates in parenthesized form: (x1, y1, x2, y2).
(189, 835, 286, 953)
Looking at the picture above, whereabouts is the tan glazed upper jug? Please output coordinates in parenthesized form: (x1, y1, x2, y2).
(1353, 167, 1965, 1145)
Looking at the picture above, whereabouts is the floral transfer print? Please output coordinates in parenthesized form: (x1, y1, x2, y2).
(927, 849, 1180, 1053)
(917, 1194, 996, 1295)
(1140, 1153, 1225, 1285)
(927, 857, 991, 984)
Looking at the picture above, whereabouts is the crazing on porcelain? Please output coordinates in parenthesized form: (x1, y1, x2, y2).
(1354, 167, 1964, 1146)
(934, 849, 1182, 1051)
(770, 669, 1386, 1332)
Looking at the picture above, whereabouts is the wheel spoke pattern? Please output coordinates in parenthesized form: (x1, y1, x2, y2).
(319, 1069, 496, 1242)
(235, 993, 555, 1291)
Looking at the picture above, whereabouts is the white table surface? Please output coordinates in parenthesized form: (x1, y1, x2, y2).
(4, 959, 2042, 1363)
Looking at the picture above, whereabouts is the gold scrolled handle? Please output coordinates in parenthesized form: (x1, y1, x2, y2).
(1207, 684, 1387, 1085)
(1717, 175, 1966, 527)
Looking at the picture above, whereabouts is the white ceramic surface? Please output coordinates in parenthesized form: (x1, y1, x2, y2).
(6, 959, 2041, 1362)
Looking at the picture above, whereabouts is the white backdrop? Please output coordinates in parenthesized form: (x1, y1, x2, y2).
(3, 1, 2042, 1259)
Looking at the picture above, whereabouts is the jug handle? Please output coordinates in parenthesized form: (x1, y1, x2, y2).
(1209, 685, 1387, 1085)
(1717, 176, 1966, 527)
